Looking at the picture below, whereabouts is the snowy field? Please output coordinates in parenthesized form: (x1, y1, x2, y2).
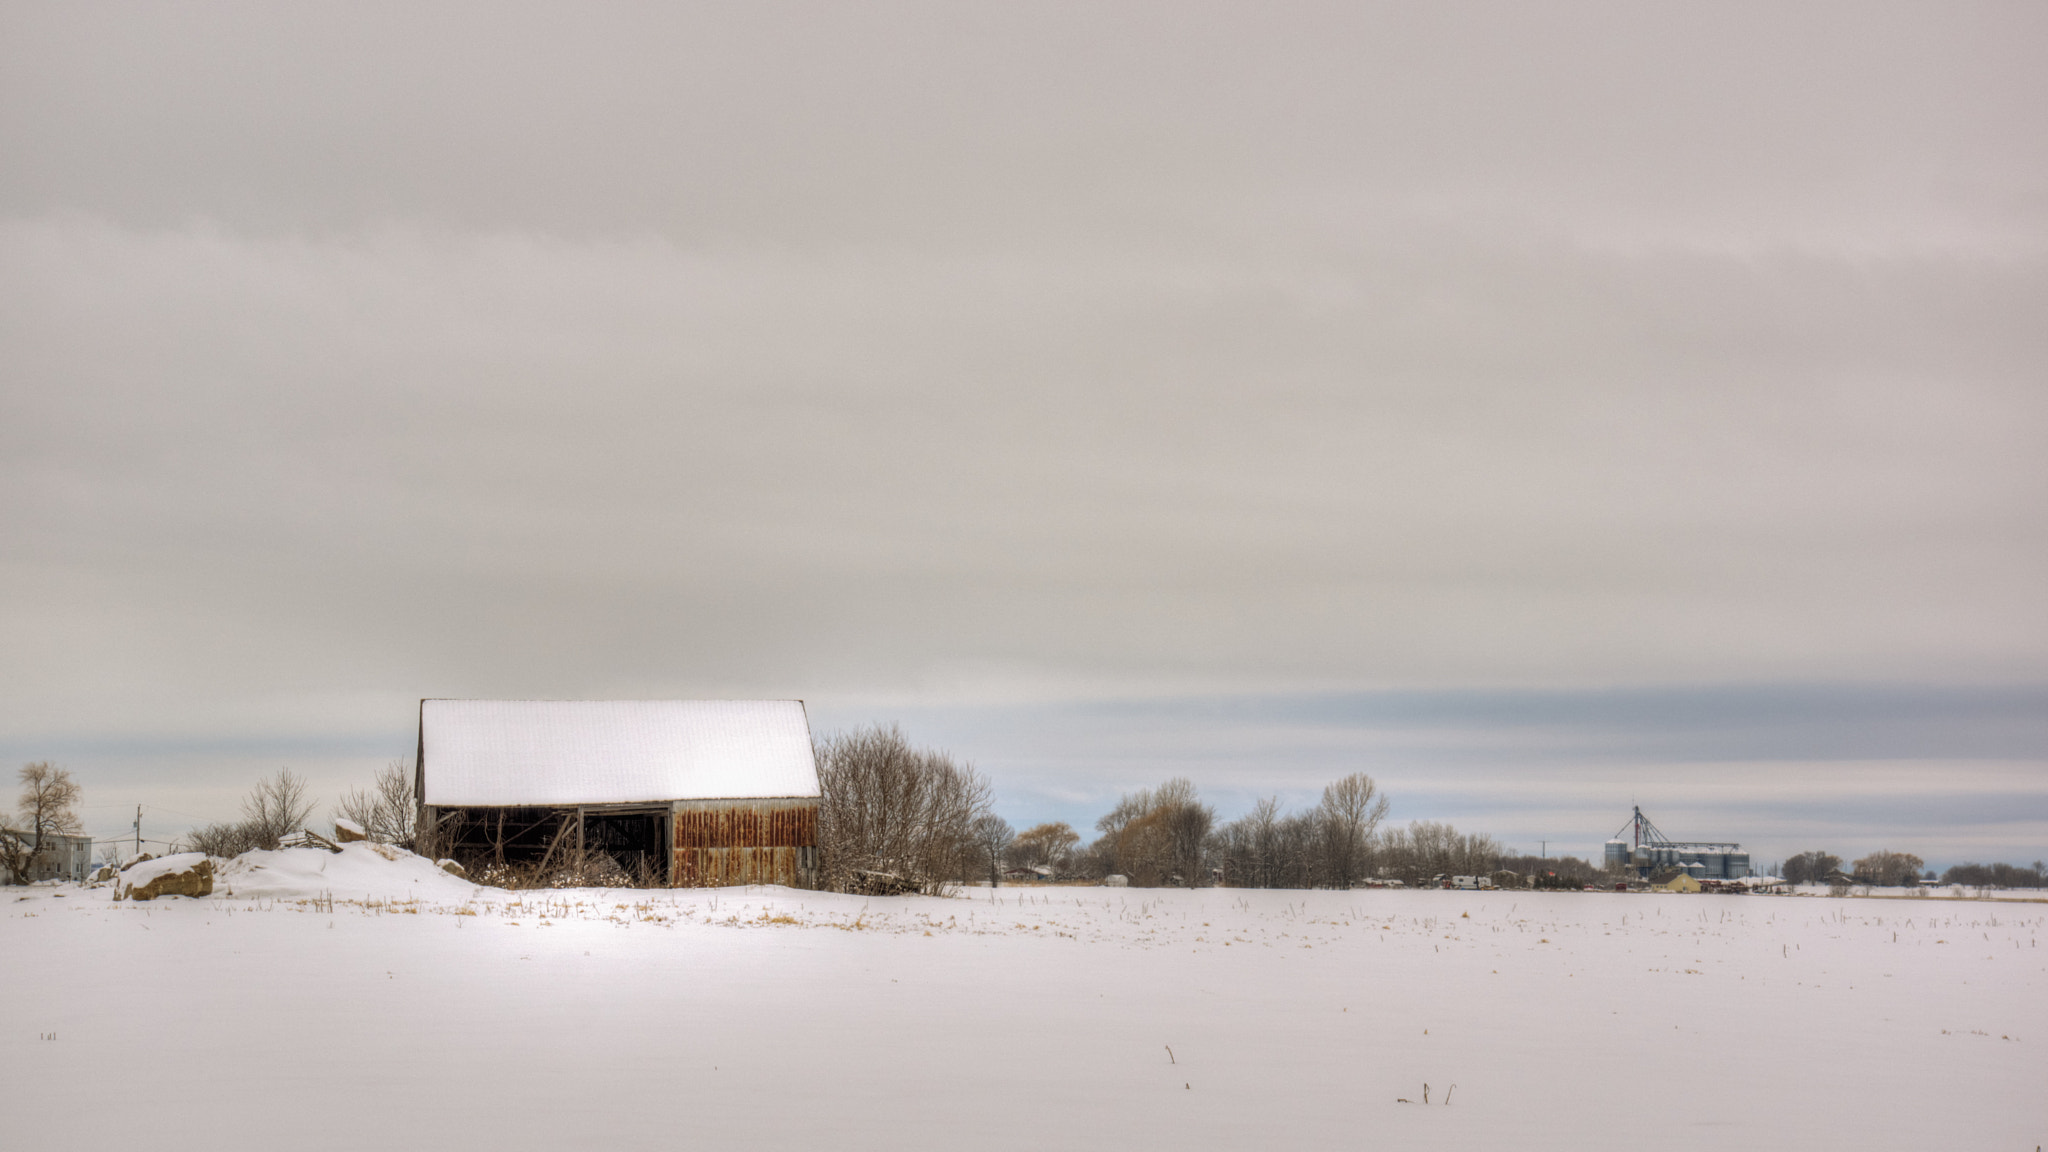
(1790, 882, 2048, 902)
(4, 849, 2042, 1151)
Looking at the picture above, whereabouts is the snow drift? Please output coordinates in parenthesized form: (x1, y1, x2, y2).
(210, 841, 479, 902)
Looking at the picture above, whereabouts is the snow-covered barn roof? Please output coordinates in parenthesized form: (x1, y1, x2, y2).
(419, 700, 820, 806)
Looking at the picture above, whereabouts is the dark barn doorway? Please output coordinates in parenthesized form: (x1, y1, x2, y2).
(581, 807, 670, 885)
(438, 804, 672, 886)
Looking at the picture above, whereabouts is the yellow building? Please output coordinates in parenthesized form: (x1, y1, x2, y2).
(1651, 868, 1701, 893)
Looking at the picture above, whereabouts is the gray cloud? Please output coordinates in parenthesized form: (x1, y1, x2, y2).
(2, 4, 2042, 862)
(5, 217, 2039, 730)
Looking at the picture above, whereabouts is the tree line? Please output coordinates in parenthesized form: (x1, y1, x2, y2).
(1780, 849, 1929, 887)
(1936, 860, 2046, 888)
(817, 726, 1514, 891)
(47, 726, 2045, 897)
(1779, 849, 2046, 889)
(0, 733, 1524, 893)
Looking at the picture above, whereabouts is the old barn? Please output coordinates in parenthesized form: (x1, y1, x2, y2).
(416, 699, 820, 887)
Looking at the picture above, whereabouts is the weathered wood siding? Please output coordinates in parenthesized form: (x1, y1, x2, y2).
(672, 797, 819, 888)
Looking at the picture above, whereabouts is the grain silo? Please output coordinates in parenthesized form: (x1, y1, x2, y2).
(1610, 806, 1749, 882)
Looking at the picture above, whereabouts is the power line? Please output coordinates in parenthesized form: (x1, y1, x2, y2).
(139, 803, 213, 822)
(79, 802, 213, 820)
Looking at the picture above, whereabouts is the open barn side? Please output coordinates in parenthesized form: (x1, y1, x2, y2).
(417, 699, 823, 888)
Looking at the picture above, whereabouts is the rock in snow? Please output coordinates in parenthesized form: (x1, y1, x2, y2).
(118, 854, 213, 901)
(333, 817, 367, 843)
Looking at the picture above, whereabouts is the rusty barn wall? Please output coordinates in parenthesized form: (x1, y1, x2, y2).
(672, 797, 819, 888)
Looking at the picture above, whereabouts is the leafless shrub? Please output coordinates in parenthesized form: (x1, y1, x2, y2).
(336, 759, 418, 848)
(182, 768, 318, 858)
(816, 725, 990, 895)
(186, 821, 262, 858)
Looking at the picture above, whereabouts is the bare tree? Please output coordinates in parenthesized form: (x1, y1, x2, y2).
(1239, 796, 1282, 887)
(1217, 780, 1394, 890)
(1782, 851, 1842, 885)
(1013, 821, 1081, 877)
(1155, 778, 1214, 887)
(4, 763, 83, 883)
(1852, 850, 1925, 888)
(336, 759, 418, 847)
(1091, 779, 1213, 887)
(1376, 820, 1504, 885)
(816, 725, 991, 895)
(968, 814, 1014, 887)
(0, 824, 24, 884)
(1092, 789, 1151, 879)
(1317, 772, 1390, 889)
(1216, 798, 1297, 888)
(180, 769, 321, 858)
(241, 768, 316, 851)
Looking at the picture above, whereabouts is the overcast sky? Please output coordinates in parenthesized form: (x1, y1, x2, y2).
(3, 3, 2043, 868)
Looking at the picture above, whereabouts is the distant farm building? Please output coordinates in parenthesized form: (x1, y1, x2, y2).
(1, 829, 93, 884)
(1649, 868, 1702, 893)
(1604, 806, 1751, 881)
(417, 700, 821, 887)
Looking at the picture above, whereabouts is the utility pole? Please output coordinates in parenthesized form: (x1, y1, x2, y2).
(1541, 840, 1547, 859)
(134, 805, 142, 858)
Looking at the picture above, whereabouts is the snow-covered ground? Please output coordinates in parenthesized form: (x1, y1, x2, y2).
(1788, 882, 2048, 902)
(4, 853, 2041, 1150)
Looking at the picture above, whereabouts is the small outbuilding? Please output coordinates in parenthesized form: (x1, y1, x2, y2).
(417, 699, 821, 887)
(1649, 867, 1701, 893)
